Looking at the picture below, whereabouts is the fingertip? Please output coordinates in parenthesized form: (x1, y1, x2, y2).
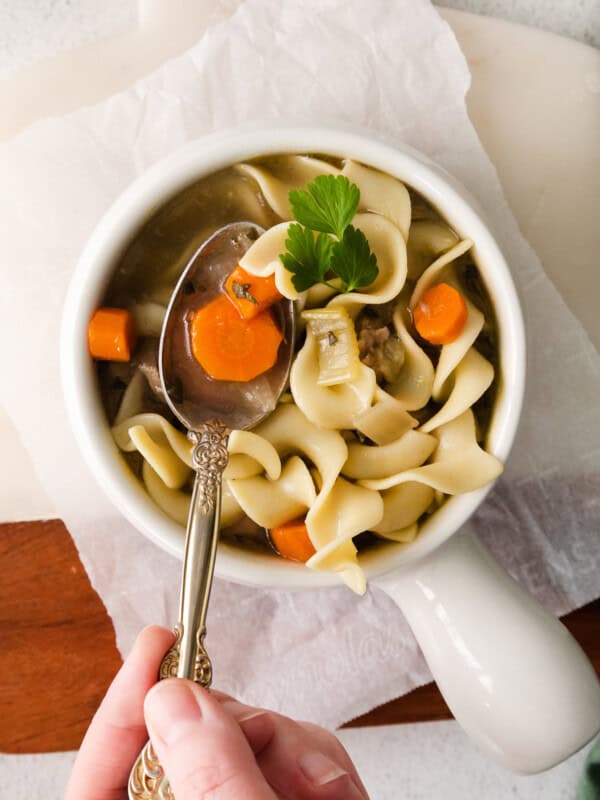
(143, 680, 276, 799)
(221, 700, 276, 754)
(147, 684, 276, 756)
(144, 679, 205, 748)
(119, 626, 174, 686)
(144, 677, 203, 708)
(134, 624, 175, 653)
(140, 623, 174, 638)
(307, 771, 368, 799)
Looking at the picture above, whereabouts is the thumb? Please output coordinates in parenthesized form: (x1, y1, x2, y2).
(144, 679, 276, 800)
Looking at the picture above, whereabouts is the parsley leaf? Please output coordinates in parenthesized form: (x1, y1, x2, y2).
(279, 174, 378, 294)
(330, 225, 379, 292)
(289, 175, 360, 239)
(279, 223, 334, 292)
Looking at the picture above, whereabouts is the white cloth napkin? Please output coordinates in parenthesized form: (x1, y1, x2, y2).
(0, 0, 598, 729)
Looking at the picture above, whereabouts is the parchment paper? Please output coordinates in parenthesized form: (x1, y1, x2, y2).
(0, 0, 598, 728)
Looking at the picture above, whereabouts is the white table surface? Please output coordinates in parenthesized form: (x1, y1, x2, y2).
(0, 721, 593, 800)
(0, 2, 598, 798)
(1, 0, 596, 76)
(438, 0, 600, 48)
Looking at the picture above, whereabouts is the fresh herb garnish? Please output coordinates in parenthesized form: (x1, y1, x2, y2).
(279, 224, 334, 292)
(289, 175, 359, 239)
(330, 225, 379, 293)
(280, 174, 378, 293)
(231, 280, 259, 305)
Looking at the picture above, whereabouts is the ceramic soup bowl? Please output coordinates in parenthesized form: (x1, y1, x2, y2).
(61, 126, 600, 773)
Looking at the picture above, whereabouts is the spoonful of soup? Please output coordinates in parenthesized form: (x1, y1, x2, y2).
(128, 221, 294, 800)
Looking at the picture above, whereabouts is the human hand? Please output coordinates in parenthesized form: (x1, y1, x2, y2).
(65, 626, 369, 800)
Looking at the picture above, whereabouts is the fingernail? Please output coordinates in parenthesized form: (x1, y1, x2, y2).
(299, 751, 348, 786)
(222, 699, 267, 723)
(145, 679, 203, 746)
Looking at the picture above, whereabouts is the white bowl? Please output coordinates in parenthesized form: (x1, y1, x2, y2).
(61, 126, 600, 774)
(60, 124, 525, 589)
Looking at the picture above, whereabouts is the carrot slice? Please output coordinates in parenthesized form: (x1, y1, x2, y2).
(88, 307, 136, 362)
(270, 518, 316, 563)
(413, 283, 468, 345)
(224, 266, 282, 320)
(189, 295, 283, 382)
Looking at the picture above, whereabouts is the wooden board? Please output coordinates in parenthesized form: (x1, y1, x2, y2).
(1, 519, 598, 753)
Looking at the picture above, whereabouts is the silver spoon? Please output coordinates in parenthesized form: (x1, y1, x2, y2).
(128, 221, 294, 800)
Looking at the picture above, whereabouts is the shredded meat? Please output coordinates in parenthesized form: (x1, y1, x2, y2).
(356, 314, 405, 384)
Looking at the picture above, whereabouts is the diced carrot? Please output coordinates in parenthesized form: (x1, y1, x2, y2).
(189, 295, 283, 382)
(413, 283, 468, 345)
(269, 518, 316, 563)
(88, 307, 136, 362)
(224, 266, 282, 320)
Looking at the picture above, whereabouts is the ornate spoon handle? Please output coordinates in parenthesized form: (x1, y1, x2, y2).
(128, 420, 229, 800)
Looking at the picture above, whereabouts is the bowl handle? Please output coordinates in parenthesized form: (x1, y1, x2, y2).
(374, 531, 600, 773)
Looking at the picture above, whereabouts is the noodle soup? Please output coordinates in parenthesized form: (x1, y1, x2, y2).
(92, 154, 500, 594)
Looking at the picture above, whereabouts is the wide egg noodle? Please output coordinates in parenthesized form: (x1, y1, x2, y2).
(142, 462, 243, 529)
(112, 412, 193, 488)
(342, 429, 436, 480)
(341, 160, 411, 241)
(305, 475, 383, 595)
(406, 220, 459, 280)
(250, 404, 368, 591)
(290, 328, 376, 429)
(251, 403, 347, 538)
(223, 455, 266, 480)
(353, 386, 417, 445)
(236, 156, 339, 220)
(227, 430, 281, 481)
(420, 348, 494, 434)
(112, 413, 267, 487)
(409, 238, 473, 310)
(387, 308, 434, 410)
(114, 370, 146, 426)
(373, 522, 419, 544)
(372, 482, 434, 535)
(327, 213, 407, 307)
(359, 409, 503, 494)
(228, 455, 316, 529)
(238, 221, 302, 300)
(128, 301, 166, 338)
(241, 212, 407, 308)
(304, 281, 343, 308)
(432, 296, 484, 401)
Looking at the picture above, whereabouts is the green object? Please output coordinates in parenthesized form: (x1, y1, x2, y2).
(289, 174, 359, 239)
(281, 175, 379, 294)
(577, 736, 600, 800)
(280, 224, 333, 291)
(330, 225, 379, 292)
